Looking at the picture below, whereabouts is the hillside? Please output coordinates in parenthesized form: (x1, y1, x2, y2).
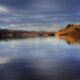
(56, 24, 80, 38)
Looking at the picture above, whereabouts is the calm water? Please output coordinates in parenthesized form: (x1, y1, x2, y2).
(0, 37, 80, 80)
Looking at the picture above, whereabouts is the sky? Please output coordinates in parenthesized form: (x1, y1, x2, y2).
(0, 0, 80, 31)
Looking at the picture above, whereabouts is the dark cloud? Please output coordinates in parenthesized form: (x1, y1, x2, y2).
(0, 0, 79, 12)
(0, 0, 80, 28)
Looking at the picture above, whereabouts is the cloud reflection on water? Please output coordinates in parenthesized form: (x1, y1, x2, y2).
(0, 37, 80, 80)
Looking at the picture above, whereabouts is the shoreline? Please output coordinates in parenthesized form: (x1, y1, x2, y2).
(0, 29, 55, 39)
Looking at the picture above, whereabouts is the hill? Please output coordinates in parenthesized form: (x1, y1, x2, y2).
(56, 24, 80, 38)
(0, 29, 55, 39)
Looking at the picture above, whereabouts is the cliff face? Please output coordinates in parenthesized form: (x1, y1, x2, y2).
(56, 24, 80, 38)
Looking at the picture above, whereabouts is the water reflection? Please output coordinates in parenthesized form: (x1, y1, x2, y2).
(56, 35, 80, 45)
(0, 37, 80, 80)
(0, 58, 80, 80)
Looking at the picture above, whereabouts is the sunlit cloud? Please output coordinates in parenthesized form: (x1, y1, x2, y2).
(0, 6, 10, 13)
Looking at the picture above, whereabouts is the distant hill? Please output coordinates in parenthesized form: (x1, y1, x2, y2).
(0, 29, 55, 39)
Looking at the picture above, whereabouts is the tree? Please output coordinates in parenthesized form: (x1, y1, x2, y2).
(66, 24, 73, 28)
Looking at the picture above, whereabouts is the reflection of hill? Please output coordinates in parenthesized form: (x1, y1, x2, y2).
(57, 35, 80, 45)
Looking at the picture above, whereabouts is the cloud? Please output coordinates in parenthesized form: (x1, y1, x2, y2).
(0, 23, 63, 31)
(0, 6, 10, 13)
(0, 0, 79, 29)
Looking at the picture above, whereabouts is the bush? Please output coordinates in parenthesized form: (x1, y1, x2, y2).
(66, 24, 73, 28)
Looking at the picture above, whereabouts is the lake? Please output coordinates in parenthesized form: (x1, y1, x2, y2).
(0, 37, 80, 80)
